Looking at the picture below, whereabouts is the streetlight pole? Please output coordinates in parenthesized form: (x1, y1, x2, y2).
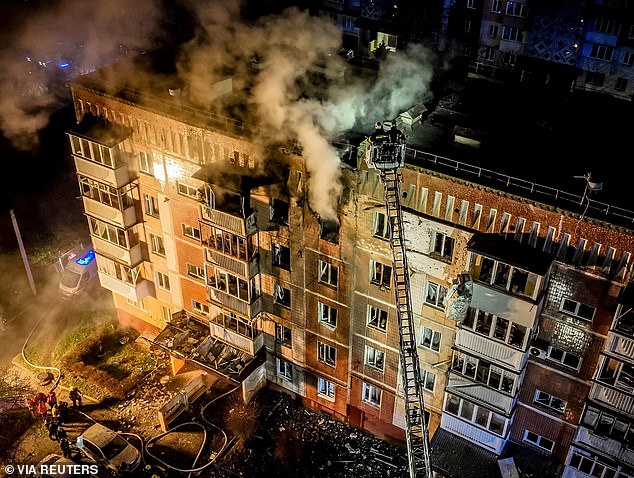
(9, 209, 37, 296)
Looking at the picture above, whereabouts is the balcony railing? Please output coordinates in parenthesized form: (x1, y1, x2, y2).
(97, 271, 154, 302)
(200, 205, 257, 236)
(73, 155, 131, 188)
(605, 331, 634, 361)
(575, 427, 634, 468)
(447, 374, 515, 415)
(206, 287, 263, 319)
(440, 413, 507, 454)
(82, 197, 137, 229)
(209, 321, 263, 356)
(204, 247, 258, 279)
(589, 382, 634, 416)
(455, 328, 526, 371)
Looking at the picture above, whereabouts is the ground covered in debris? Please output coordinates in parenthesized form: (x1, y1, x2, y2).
(207, 388, 409, 478)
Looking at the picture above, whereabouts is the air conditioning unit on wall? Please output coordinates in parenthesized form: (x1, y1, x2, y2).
(529, 347, 547, 359)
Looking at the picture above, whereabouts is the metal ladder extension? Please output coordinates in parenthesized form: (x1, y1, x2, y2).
(380, 168, 433, 478)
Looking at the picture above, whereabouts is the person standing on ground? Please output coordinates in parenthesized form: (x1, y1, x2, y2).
(47, 390, 57, 409)
(69, 387, 82, 407)
(37, 399, 48, 420)
(48, 420, 59, 441)
(60, 438, 73, 459)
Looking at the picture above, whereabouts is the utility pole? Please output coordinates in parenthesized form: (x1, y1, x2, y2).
(10, 209, 37, 296)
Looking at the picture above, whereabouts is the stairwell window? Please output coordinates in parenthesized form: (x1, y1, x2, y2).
(370, 260, 392, 289)
(431, 232, 454, 262)
(421, 370, 435, 392)
(420, 326, 441, 352)
(362, 383, 382, 406)
(276, 358, 293, 381)
(156, 271, 170, 291)
(365, 346, 385, 371)
(560, 298, 596, 321)
(317, 377, 335, 400)
(367, 305, 388, 332)
(372, 211, 390, 239)
(425, 281, 447, 308)
(149, 234, 165, 256)
(318, 302, 337, 328)
(318, 260, 339, 288)
(318, 341, 336, 368)
(523, 430, 554, 453)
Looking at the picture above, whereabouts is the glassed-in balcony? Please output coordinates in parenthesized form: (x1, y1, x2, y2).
(79, 176, 137, 228)
(68, 118, 133, 188)
(200, 223, 258, 278)
(95, 254, 153, 302)
(88, 216, 142, 266)
(206, 265, 263, 318)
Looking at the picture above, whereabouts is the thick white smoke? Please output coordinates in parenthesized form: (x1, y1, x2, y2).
(179, 5, 435, 221)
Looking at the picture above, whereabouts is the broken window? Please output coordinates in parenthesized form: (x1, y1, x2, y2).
(318, 302, 337, 328)
(362, 383, 381, 406)
(425, 281, 447, 308)
(275, 323, 292, 346)
(420, 326, 441, 352)
(317, 341, 336, 367)
(372, 211, 389, 239)
(365, 346, 385, 371)
(319, 218, 340, 243)
(367, 306, 387, 332)
(370, 261, 392, 289)
(317, 377, 335, 399)
(318, 260, 339, 287)
(272, 242, 291, 270)
(270, 199, 289, 225)
(274, 285, 291, 308)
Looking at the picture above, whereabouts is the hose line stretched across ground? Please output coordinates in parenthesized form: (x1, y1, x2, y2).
(21, 301, 63, 391)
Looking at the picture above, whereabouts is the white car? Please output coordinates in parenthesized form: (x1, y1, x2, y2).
(76, 423, 141, 476)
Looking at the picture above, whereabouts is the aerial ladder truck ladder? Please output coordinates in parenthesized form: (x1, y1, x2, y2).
(367, 121, 433, 478)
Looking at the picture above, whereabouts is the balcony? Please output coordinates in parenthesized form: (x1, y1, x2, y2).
(204, 247, 258, 278)
(575, 426, 634, 467)
(207, 287, 263, 319)
(455, 328, 526, 371)
(74, 155, 131, 188)
(440, 413, 507, 454)
(589, 382, 634, 416)
(447, 374, 515, 415)
(82, 196, 137, 229)
(210, 320, 264, 356)
(470, 282, 540, 328)
(200, 205, 256, 236)
(605, 331, 634, 360)
(91, 236, 143, 267)
(97, 271, 154, 302)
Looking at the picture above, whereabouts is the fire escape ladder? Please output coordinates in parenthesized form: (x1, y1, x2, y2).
(379, 167, 433, 478)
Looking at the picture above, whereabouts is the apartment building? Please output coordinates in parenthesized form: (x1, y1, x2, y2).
(66, 45, 634, 475)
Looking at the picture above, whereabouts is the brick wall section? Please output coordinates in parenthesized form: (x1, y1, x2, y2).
(511, 404, 577, 463)
(518, 362, 589, 425)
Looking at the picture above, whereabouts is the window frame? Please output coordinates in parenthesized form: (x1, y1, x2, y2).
(362, 382, 382, 406)
(431, 232, 455, 262)
(425, 281, 447, 308)
(192, 299, 210, 315)
(372, 211, 390, 239)
(156, 271, 170, 291)
(272, 242, 291, 271)
(276, 357, 293, 381)
(533, 390, 567, 414)
(365, 345, 386, 371)
(317, 341, 337, 368)
(318, 260, 339, 288)
(523, 430, 554, 453)
(367, 305, 388, 332)
(420, 326, 442, 352)
(317, 377, 336, 400)
(275, 323, 292, 347)
(318, 301, 338, 328)
(274, 284, 291, 309)
(559, 298, 596, 321)
(370, 260, 392, 289)
(149, 233, 165, 256)
(182, 224, 201, 241)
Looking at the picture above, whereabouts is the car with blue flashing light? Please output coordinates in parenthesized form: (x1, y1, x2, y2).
(75, 423, 141, 476)
(58, 246, 98, 299)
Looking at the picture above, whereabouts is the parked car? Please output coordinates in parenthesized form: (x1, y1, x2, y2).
(76, 423, 141, 476)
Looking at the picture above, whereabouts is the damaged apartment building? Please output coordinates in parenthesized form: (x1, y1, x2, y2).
(66, 47, 634, 477)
